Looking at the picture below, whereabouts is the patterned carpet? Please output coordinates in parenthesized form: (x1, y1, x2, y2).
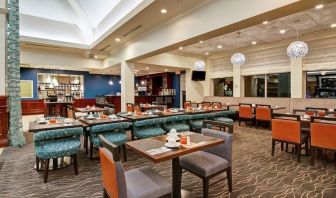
(0, 125, 336, 198)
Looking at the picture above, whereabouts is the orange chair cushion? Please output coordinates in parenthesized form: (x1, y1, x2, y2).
(311, 123, 336, 149)
(239, 106, 253, 119)
(256, 107, 271, 121)
(272, 119, 301, 144)
(99, 148, 119, 198)
(127, 105, 133, 112)
(184, 103, 191, 109)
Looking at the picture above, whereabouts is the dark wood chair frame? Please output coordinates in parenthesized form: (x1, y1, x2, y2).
(90, 126, 127, 161)
(203, 120, 233, 133)
(310, 116, 336, 166)
(255, 104, 272, 130)
(35, 135, 79, 183)
(181, 123, 233, 198)
(271, 113, 309, 163)
(238, 103, 255, 127)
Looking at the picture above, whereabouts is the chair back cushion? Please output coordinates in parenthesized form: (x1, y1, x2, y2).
(272, 119, 300, 143)
(91, 122, 130, 134)
(239, 106, 253, 118)
(311, 123, 336, 149)
(127, 104, 133, 112)
(256, 107, 271, 121)
(99, 148, 127, 198)
(201, 128, 232, 162)
(33, 127, 83, 142)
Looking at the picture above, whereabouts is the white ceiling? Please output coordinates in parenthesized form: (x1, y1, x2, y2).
(19, 0, 149, 47)
(176, 2, 336, 56)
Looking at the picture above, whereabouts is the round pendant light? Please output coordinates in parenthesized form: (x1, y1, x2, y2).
(287, 41, 308, 58)
(231, 53, 246, 66)
(193, 60, 206, 71)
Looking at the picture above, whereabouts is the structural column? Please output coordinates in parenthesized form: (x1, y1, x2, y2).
(120, 60, 134, 112)
(290, 58, 304, 98)
(0, 0, 6, 95)
(233, 65, 244, 97)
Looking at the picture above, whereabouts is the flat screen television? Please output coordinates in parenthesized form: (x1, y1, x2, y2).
(192, 71, 206, 81)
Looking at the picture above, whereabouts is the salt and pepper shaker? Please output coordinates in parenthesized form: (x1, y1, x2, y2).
(187, 135, 191, 146)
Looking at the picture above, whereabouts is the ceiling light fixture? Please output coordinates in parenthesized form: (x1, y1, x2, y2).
(262, 21, 269, 25)
(287, 20, 308, 58)
(115, 38, 121, 42)
(161, 9, 167, 14)
(205, 52, 209, 55)
(217, 45, 222, 49)
(315, 4, 324, 10)
(179, 47, 183, 50)
(231, 32, 246, 66)
(280, 29, 286, 34)
(146, 67, 149, 70)
(252, 41, 257, 45)
(164, 69, 168, 72)
(199, 40, 203, 44)
(331, 23, 336, 28)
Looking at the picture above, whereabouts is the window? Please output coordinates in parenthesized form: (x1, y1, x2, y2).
(306, 71, 336, 98)
(267, 73, 290, 97)
(244, 73, 290, 98)
(244, 75, 265, 97)
(213, 77, 233, 96)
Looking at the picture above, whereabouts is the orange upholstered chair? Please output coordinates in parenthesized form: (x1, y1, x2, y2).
(255, 104, 272, 129)
(99, 135, 171, 198)
(239, 103, 254, 127)
(184, 101, 191, 109)
(306, 107, 328, 117)
(310, 117, 336, 166)
(202, 102, 210, 109)
(126, 103, 134, 112)
(271, 114, 308, 163)
(212, 102, 222, 109)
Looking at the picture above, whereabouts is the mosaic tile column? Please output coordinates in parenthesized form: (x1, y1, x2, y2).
(7, 0, 26, 146)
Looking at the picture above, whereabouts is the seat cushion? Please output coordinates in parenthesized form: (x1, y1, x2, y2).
(164, 123, 190, 132)
(190, 120, 203, 129)
(125, 166, 171, 198)
(214, 117, 234, 124)
(135, 127, 165, 139)
(179, 151, 230, 177)
(35, 138, 81, 159)
(91, 132, 127, 147)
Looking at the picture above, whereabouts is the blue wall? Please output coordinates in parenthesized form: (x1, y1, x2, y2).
(172, 73, 181, 108)
(20, 68, 121, 99)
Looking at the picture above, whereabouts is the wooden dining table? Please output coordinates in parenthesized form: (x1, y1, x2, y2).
(73, 107, 106, 113)
(126, 132, 224, 198)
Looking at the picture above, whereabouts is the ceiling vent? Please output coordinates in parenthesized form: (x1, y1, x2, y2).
(122, 25, 143, 37)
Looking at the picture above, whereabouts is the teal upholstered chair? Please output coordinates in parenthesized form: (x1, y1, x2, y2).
(213, 110, 235, 131)
(90, 122, 130, 160)
(163, 115, 191, 133)
(33, 127, 83, 183)
(133, 118, 166, 139)
(189, 113, 214, 132)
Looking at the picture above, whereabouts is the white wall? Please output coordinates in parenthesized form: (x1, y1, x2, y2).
(0, 1, 6, 95)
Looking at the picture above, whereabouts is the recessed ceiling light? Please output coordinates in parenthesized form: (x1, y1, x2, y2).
(179, 47, 183, 50)
(315, 4, 324, 10)
(331, 23, 336, 28)
(199, 40, 203, 44)
(217, 45, 222, 49)
(262, 21, 269, 25)
(164, 69, 168, 72)
(205, 52, 209, 55)
(252, 41, 257, 45)
(161, 9, 167, 14)
(146, 67, 149, 70)
(115, 38, 121, 42)
(280, 29, 286, 34)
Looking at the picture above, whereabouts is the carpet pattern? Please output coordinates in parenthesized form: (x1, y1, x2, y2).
(0, 125, 336, 198)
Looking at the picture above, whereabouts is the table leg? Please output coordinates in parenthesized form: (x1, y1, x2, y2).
(172, 157, 181, 198)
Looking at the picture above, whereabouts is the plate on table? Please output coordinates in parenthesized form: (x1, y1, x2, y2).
(164, 142, 181, 149)
(87, 116, 96, 120)
(165, 137, 180, 141)
(37, 120, 47, 124)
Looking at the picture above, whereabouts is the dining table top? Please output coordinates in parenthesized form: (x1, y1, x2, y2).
(29, 119, 84, 133)
(126, 132, 224, 163)
(118, 113, 160, 121)
(73, 107, 106, 113)
(79, 116, 129, 126)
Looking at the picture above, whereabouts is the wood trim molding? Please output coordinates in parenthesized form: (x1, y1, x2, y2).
(0, 95, 9, 147)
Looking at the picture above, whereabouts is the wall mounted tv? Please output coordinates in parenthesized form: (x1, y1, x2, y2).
(192, 70, 206, 81)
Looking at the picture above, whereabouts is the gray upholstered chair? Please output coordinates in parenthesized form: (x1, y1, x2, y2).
(98, 135, 171, 198)
(179, 128, 233, 198)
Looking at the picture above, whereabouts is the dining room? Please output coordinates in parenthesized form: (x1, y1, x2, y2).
(1, 0, 336, 198)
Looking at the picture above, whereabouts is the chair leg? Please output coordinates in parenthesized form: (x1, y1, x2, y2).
(238, 119, 241, 126)
(43, 159, 50, 183)
(269, 121, 272, 130)
(256, 120, 258, 129)
(90, 142, 93, 159)
(305, 140, 309, 155)
(73, 154, 78, 175)
(271, 140, 275, 156)
(297, 144, 301, 163)
(280, 142, 284, 151)
(122, 144, 127, 162)
(202, 177, 209, 198)
(226, 167, 233, 192)
(103, 188, 109, 198)
(311, 147, 315, 166)
(36, 156, 40, 171)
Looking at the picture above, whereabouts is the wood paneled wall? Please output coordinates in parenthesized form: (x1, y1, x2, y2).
(21, 100, 46, 115)
(0, 96, 9, 147)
